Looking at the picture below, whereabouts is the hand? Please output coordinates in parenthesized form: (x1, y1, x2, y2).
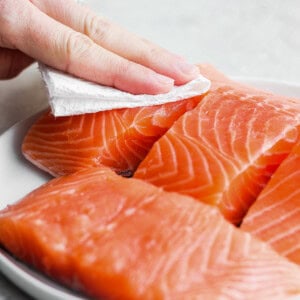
(0, 0, 199, 94)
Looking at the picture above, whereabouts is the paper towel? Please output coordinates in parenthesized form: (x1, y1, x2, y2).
(39, 64, 211, 117)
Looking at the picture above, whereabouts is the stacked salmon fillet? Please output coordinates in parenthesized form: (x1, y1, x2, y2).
(1, 65, 300, 299)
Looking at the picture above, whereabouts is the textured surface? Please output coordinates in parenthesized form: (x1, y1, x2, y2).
(0, 0, 299, 298)
(241, 142, 300, 265)
(134, 65, 300, 224)
(1, 167, 300, 299)
(22, 95, 202, 177)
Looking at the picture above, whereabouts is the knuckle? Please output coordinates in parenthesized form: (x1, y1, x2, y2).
(64, 32, 93, 71)
(84, 13, 111, 43)
(66, 32, 94, 55)
(0, 0, 24, 27)
(117, 60, 132, 77)
(0, 1, 16, 36)
(111, 59, 133, 86)
(0, 0, 32, 48)
(148, 46, 161, 61)
(0, 0, 12, 25)
(139, 40, 162, 64)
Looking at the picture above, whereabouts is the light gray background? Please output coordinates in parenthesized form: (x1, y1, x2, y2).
(0, 0, 299, 298)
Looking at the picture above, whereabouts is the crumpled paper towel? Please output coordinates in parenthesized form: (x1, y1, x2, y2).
(39, 64, 211, 117)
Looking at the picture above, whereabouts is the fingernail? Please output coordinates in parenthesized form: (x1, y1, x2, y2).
(176, 60, 199, 77)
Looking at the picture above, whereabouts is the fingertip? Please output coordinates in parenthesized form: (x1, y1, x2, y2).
(134, 73, 174, 95)
(173, 60, 200, 85)
(117, 74, 174, 95)
(112, 62, 175, 95)
(151, 74, 175, 94)
(146, 48, 200, 86)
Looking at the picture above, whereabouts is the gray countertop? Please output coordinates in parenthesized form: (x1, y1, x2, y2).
(0, 0, 299, 298)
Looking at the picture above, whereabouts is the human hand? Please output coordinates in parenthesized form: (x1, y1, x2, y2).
(0, 0, 199, 94)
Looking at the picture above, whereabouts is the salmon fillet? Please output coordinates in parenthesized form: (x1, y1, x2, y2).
(22, 95, 202, 177)
(0, 167, 300, 299)
(241, 142, 300, 265)
(135, 66, 300, 224)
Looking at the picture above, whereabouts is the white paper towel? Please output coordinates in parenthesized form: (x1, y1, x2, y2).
(39, 64, 211, 117)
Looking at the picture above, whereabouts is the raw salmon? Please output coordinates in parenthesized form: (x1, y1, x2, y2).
(135, 68, 300, 224)
(199, 64, 269, 93)
(0, 167, 300, 299)
(241, 142, 300, 265)
(22, 95, 202, 177)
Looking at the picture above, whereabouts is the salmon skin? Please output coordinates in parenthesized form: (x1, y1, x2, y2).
(135, 66, 300, 224)
(241, 141, 300, 265)
(22, 95, 203, 177)
(0, 167, 300, 300)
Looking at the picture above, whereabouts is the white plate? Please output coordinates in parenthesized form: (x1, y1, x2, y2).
(0, 78, 300, 300)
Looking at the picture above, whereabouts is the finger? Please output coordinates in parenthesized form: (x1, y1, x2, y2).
(2, 0, 174, 94)
(0, 48, 34, 79)
(30, 0, 199, 85)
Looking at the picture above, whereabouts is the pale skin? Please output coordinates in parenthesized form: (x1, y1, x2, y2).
(0, 0, 200, 94)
